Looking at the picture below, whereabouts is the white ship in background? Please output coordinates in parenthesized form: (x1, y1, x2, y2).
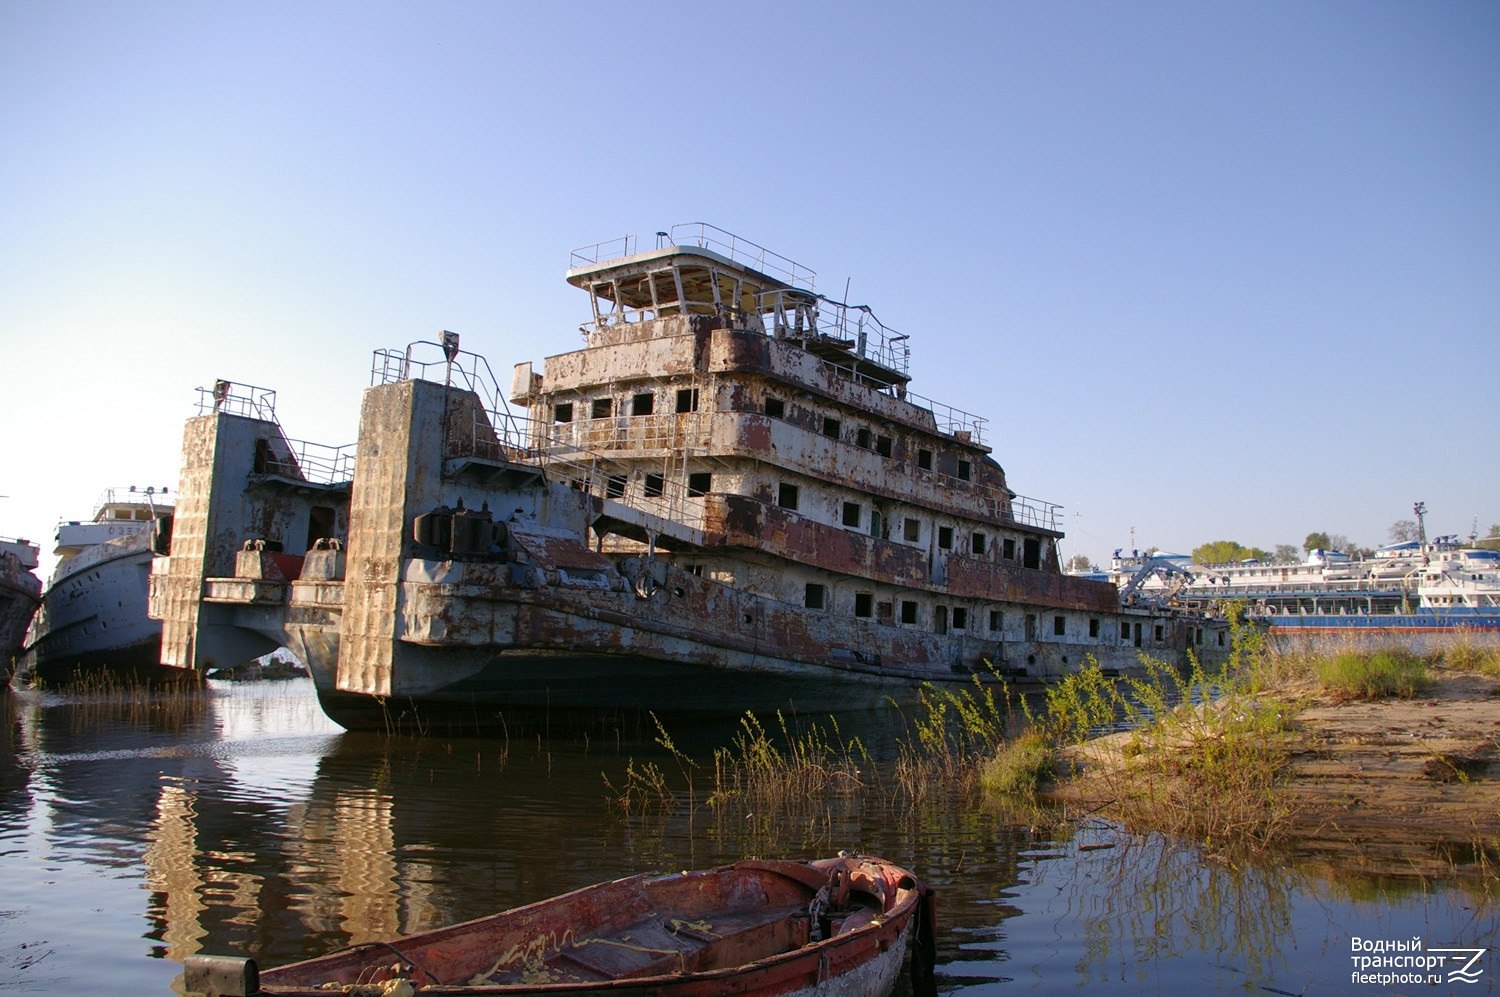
(14, 487, 175, 687)
(1109, 521, 1500, 634)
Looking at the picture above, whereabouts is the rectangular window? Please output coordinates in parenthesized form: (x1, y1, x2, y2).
(989, 609, 1003, 632)
(842, 501, 861, 527)
(935, 605, 949, 634)
(1025, 614, 1037, 640)
(686, 564, 704, 577)
(1023, 537, 1041, 569)
(877, 601, 893, 621)
(553, 402, 574, 423)
(687, 472, 711, 497)
(822, 416, 841, 439)
(952, 607, 968, 630)
(778, 483, 799, 510)
(903, 517, 920, 542)
(632, 392, 654, 416)
(1054, 615, 1066, 636)
(856, 427, 871, 449)
(971, 533, 986, 555)
(1003, 538, 1016, 560)
(938, 526, 953, 550)
(764, 396, 784, 418)
(854, 592, 873, 618)
(591, 398, 613, 419)
(676, 388, 699, 413)
(804, 583, 826, 609)
(957, 459, 972, 481)
(1120, 621, 1130, 640)
(1089, 618, 1100, 638)
(917, 449, 933, 470)
(875, 435, 892, 458)
(1154, 624, 1164, 642)
(644, 473, 664, 498)
(900, 600, 918, 625)
(605, 474, 626, 498)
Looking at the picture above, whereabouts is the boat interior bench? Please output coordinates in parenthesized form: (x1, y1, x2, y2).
(537, 903, 812, 982)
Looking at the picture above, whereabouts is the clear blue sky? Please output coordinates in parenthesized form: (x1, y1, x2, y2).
(3, 0, 1496, 576)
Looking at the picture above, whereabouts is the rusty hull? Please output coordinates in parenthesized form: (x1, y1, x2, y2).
(238, 854, 930, 996)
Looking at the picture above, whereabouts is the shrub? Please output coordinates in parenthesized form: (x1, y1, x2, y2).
(980, 730, 1055, 797)
(1315, 649, 1431, 700)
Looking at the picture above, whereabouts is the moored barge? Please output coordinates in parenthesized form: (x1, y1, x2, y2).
(149, 224, 1226, 732)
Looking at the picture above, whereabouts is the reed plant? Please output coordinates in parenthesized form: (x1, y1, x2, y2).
(706, 711, 869, 811)
(602, 713, 697, 816)
(892, 672, 1012, 801)
(55, 670, 213, 731)
(1432, 633, 1500, 678)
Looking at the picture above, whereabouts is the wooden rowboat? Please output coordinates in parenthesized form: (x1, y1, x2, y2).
(185, 853, 936, 996)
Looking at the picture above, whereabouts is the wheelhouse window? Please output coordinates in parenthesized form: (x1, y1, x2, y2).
(764, 396, 784, 418)
(644, 474, 664, 498)
(903, 517, 920, 542)
(805, 583, 826, 609)
(917, 449, 933, 470)
(842, 502, 861, 527)
(676, 388, 699, 413)
(875, 435, 892, 457)
(605, 475, 626, 498)
(1054, 615, 1066, 636)
(854, 592, 873, 618)
(971, 532, 987, 555)
(591, 398, 613, 419)
(553, 402, 574, 423)
(938, 526, 953, 550)
(632, 392, 654, 415)
(900, 600, 918, 624)
(952, 607, 968, 630)
(957, 459, 971, 481)
(778, 483, 799, 510)
(822, 416, 841, 439)
(687, 472, 711, 496)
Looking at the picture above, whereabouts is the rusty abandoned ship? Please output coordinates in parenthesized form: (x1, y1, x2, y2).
(149, 224, 1225, 732)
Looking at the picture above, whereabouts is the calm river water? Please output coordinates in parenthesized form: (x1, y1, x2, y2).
(0, 679, 1493, 994)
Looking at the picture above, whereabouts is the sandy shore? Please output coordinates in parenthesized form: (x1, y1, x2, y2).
(1280, 670, 1499, 871)
(1051, 669, 1500, 875)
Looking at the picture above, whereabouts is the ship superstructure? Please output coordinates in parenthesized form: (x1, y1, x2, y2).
(150, 225, 1226, 731)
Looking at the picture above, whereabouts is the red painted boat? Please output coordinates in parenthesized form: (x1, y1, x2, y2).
(184, 854, 936, 996)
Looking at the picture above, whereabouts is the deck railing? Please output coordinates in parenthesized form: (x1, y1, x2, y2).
(197, 381, 355, 486)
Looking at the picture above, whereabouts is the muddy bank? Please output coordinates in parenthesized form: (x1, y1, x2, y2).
(1050, 669, 1500, 875)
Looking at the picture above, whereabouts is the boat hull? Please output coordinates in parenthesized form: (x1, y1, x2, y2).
(200, 855, 934, 996)
(1266, 611, 1500, 634)
(15, 542, 180, 687)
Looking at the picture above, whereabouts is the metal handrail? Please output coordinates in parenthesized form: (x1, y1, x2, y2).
(197, 380, 278, 420)
(196, 381, 354, 486)
(668, 222, 817, 290)
(371, 340, 529, 449)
